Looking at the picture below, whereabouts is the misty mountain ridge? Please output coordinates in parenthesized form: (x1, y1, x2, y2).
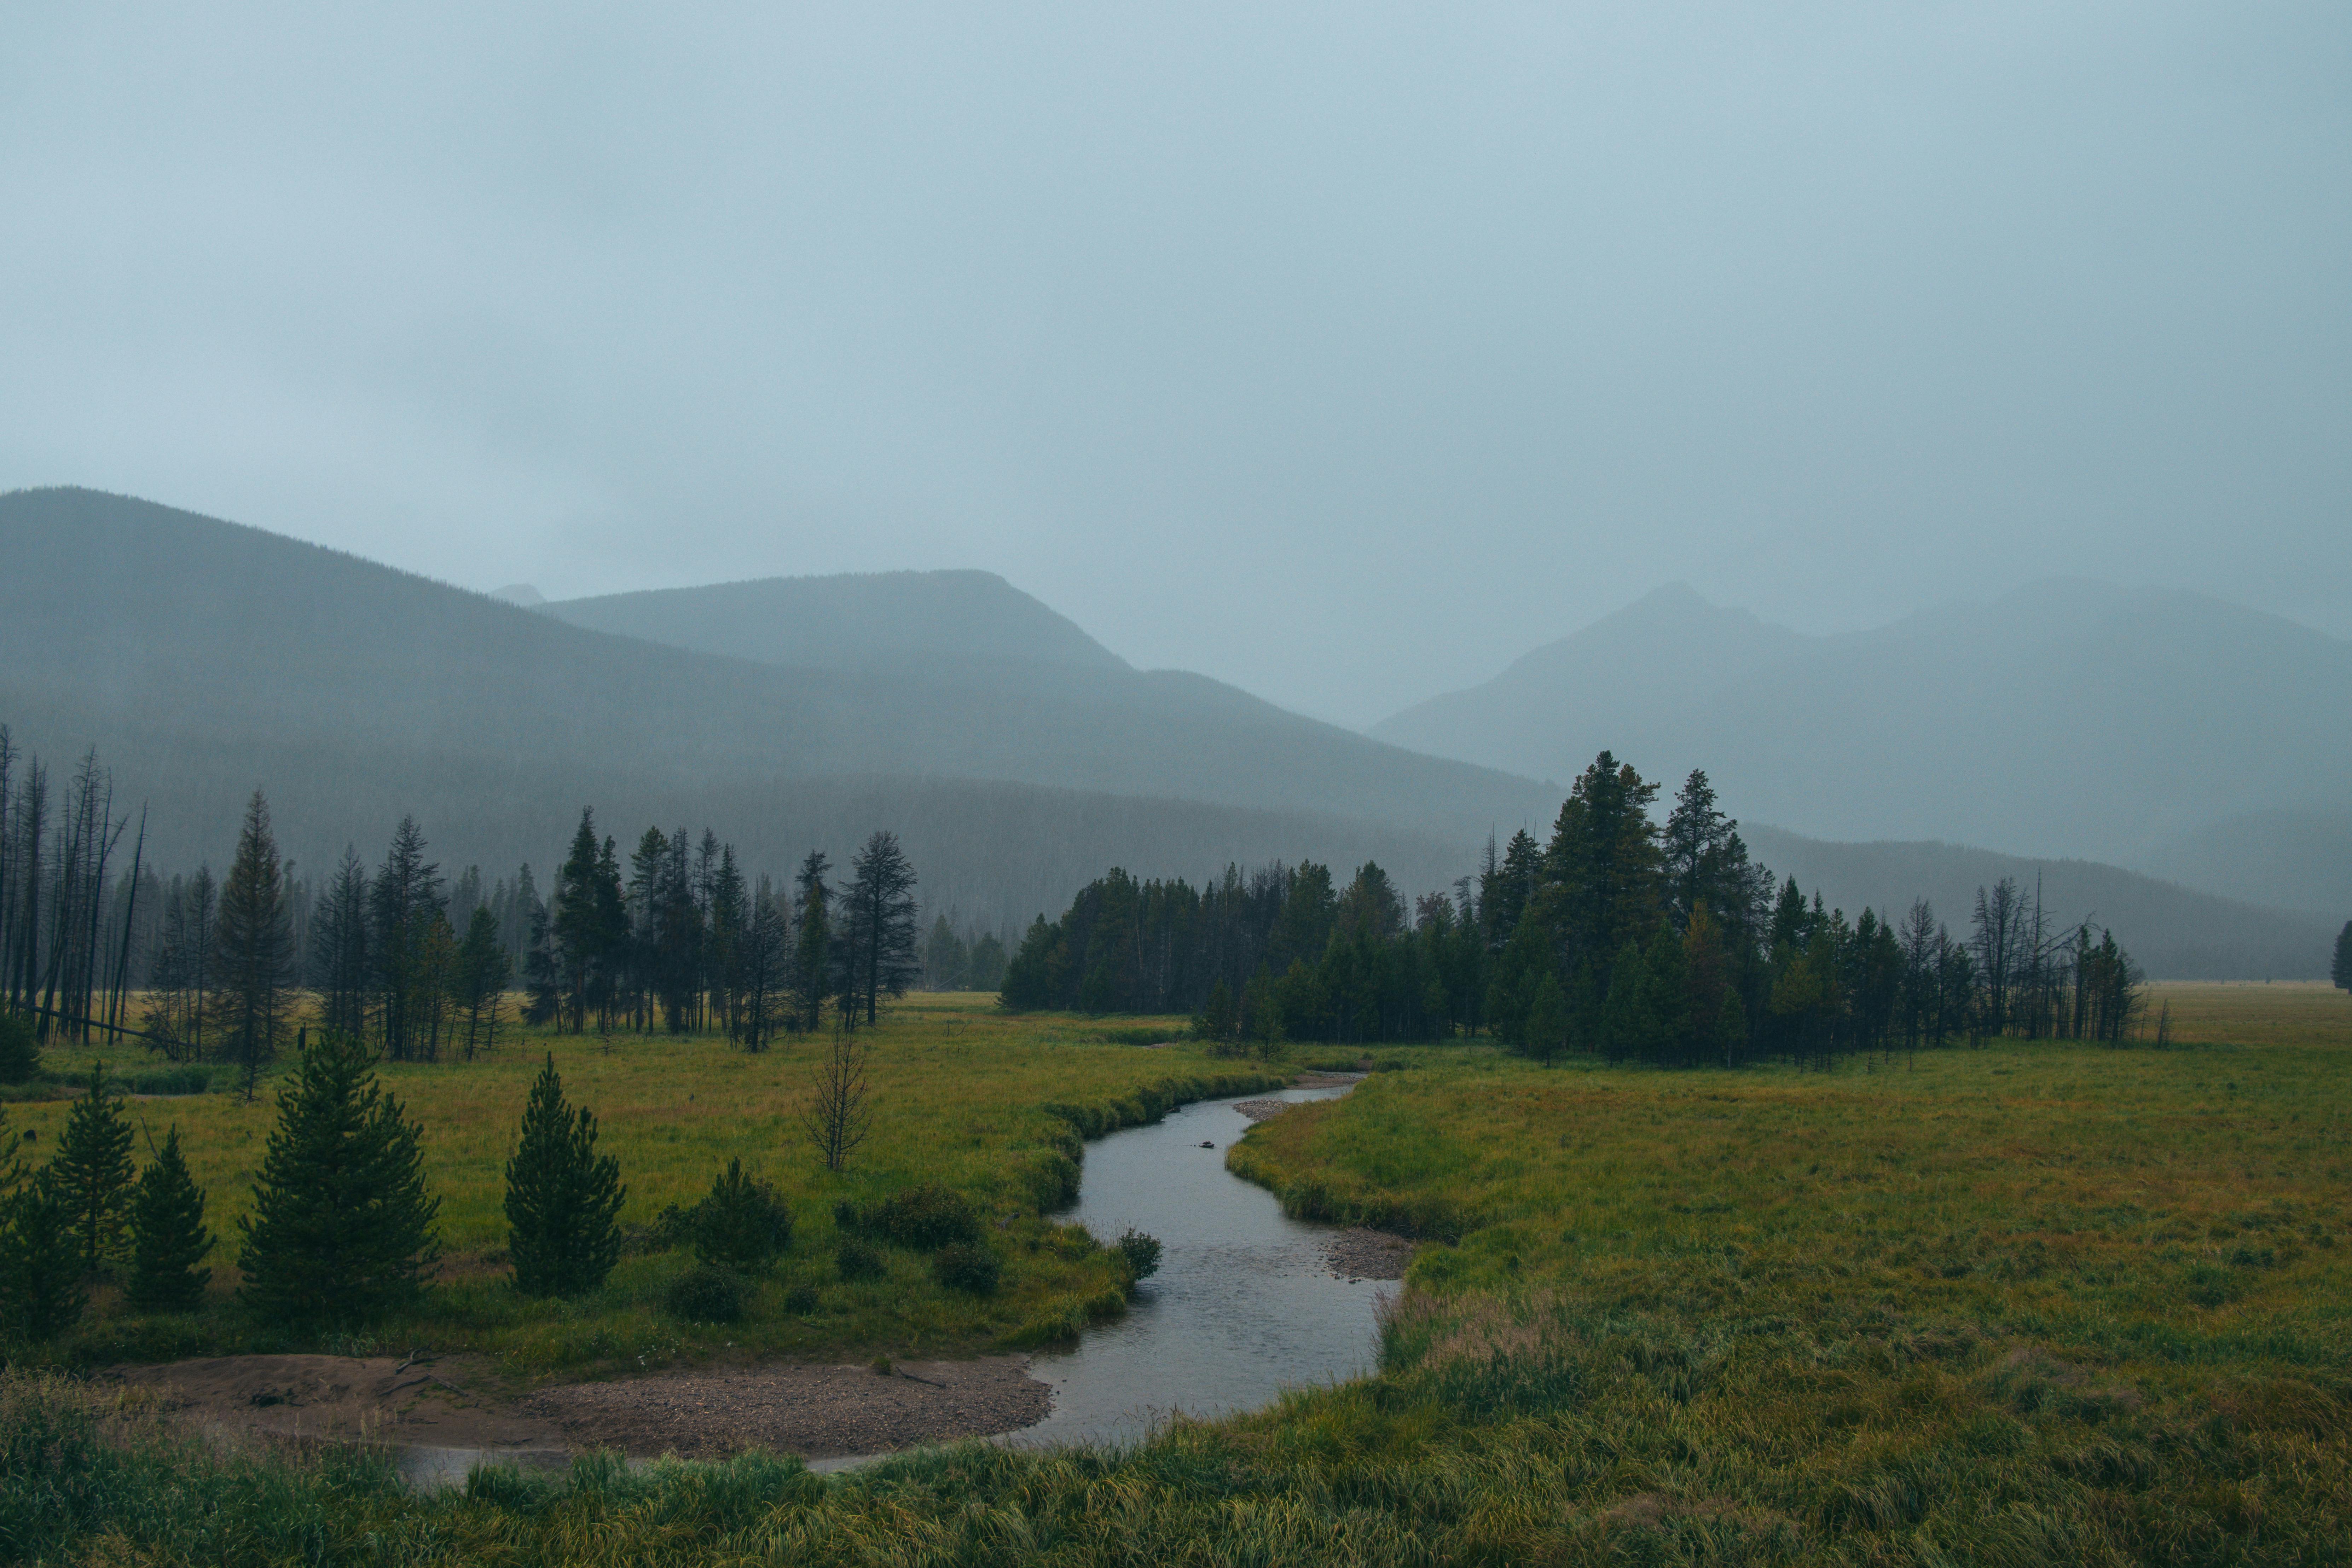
(1, 486, 2334, 976)
(1374, 578, 2352, 915)
(539, 569, 1130, 680)
(0, 487, 1546, 928)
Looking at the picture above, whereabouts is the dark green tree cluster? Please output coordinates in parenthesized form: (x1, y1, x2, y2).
(921, 914, 1008, 992)
(1006, 751, 2149, 1063)
(0, 1066, 215, 1340)
(545, 812, 919, 1043)
(2333, 919, 2350, 992)
(999, 858, 1486, 1045)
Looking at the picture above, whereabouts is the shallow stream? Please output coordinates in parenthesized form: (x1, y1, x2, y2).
(1007, 1080, 1388, 1448)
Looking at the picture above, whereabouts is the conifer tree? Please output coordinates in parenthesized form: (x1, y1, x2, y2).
(237, 1031, 441, 1324)
(0, 1174, 86, 1339)
(312, 847, 372, 1041)
(1525, 972, 1568, 1066)
(693, 1157, 791, 1273)
(53, 1062, 134, 1271)
(841, 831, 920, 1026)
(793, 850, 833, 1032)
(0, 1009, 37, 1084)
(127, 1126, 212, 1311)
(522, 898, 562, 1026)
(504, 1056, 625, 1297)
(2335, 919, 2352, 992)
(215, 790, 296, 1099)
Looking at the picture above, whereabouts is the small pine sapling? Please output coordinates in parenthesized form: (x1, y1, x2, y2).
(503, 1055, 626, 1297)
(0, 1174, 87, 1340)
(127, 1126, 213, 1312)
(52, 1063, 134, 1272)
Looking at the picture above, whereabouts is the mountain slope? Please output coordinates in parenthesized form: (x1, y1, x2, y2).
(541, 570, 1129, 678)
(1740, 825, 2336, 981)
(0, 487, 1551, 922)
(1373, 580, 2352, 893)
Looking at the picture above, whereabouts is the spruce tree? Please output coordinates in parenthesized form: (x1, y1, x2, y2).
(237, 1031, 441, 1325)
(793, 850, 832, 1032)
(0, 1174, 86, 1339)
(504, 1056, 625, 1297)
(1525, 972, 1568, 1066)
(2335, 920, 2351, 992)
(215, 789, 296, 1100)
(127, 1126, 212, 1311)
(0, 1010, 37, 1084)
(693, 1157, 791, 1274)
(52, 1062, 134, 1272)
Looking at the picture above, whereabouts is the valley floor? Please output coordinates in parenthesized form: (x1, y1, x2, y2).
(7, 985, 2352, 1564)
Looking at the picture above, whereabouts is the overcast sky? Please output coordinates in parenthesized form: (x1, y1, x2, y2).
(4, 4, 2346, 726)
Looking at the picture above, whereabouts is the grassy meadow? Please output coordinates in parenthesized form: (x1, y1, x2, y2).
(6, 984, 2352, 1564)
(8, 995, 1276, 1376)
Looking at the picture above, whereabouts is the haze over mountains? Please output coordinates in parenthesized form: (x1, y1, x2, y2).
(0, 488, 1544, 929)
(2, 486, 2339, 977)
(1375, 582, 2352, 918)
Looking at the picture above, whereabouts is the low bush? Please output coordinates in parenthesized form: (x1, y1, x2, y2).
(932, 1242, 1000, 1295)
(855, 1184, 980, 1251)
(663, 1265, 746, 1323)
(835, 1239, 884, 1281)
(1116, 1227, 1163, 1281)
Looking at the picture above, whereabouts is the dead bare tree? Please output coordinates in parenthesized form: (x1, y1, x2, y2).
(803, 1024, 873, 1174)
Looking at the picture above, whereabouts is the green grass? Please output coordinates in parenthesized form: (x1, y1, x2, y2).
(13, 995, 1280, 1376)
(6, 986, 2351, 1564)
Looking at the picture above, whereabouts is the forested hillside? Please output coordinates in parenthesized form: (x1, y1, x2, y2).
(1374, 581, 2352, 909)
(0, 488, 1536, 929)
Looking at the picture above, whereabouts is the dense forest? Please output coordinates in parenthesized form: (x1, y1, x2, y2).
(0, 727, 971, 1076)
(1003, 753, 2154, 1064)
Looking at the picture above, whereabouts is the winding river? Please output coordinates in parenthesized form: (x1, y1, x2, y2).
(1008, 1078, 1388, 1448)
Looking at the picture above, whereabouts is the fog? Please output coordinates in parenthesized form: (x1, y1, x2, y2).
(3, 4, 2345, 726)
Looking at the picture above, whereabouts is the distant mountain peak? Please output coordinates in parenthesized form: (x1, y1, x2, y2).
(489, 583, 545, 607)
(541, 567, 1131, 675)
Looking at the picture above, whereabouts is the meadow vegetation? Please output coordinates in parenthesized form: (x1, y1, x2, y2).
(5, 986, 2348, 1564)
(4, 994, 1276, 1376)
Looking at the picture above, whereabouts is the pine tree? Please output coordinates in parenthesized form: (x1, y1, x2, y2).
(793, 850, 833, 1033)
(692, 1157, 790, 1273)
(1525, 972, 1568, 1066)
(0, 1174, 86, 1339)
(503, 1056, 625, 1297)
(371, 815, 446, 1060)
(215, 790, 296, 1100)
(311, 847, 372, 1041)
(454, 906, 509, 1060)
(127, 1126, 212, 1311)
(522, 898, 562, 1026)
(237, 1031, 441, 1325)
(2335, 920, 2352, 992)
(52, 1062, 134, 1271)
(0, 1009, 37, 1084)
(841, 832, 920, 1026)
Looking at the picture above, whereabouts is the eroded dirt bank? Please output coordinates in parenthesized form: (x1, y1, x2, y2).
(104, 1352, 1050, 1464)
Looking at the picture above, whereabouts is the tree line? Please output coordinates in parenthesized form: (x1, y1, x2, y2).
(1, 727, 940, 1082)
(1003, 752, 2152, 1063)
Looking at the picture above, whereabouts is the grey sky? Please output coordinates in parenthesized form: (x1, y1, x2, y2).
(4, 3, 2346, 727)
